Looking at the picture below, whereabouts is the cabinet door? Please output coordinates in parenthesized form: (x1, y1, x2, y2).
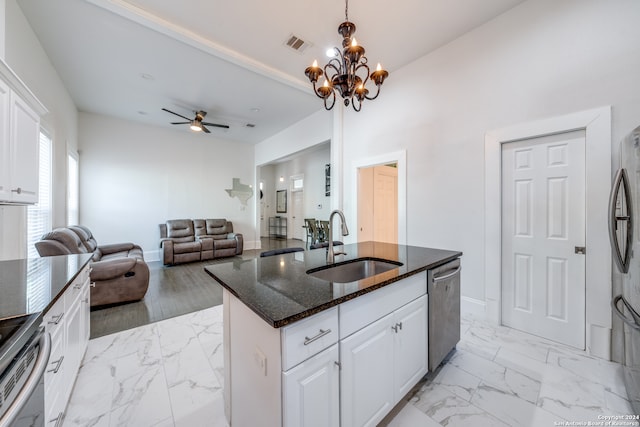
(283, 344, 339, 427)
(393, 295, 428, 401)
(340, 314, 395, 427)
(0, 79, 11, 201)
(80, 278, 91, 349)
(9, 92, 40, 203)
(64, 290, 82, 402)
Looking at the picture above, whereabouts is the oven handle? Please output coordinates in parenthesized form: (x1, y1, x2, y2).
(0, 330, 51, 427)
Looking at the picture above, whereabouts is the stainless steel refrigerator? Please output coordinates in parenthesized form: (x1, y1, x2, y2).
(610, 125, 640, 414)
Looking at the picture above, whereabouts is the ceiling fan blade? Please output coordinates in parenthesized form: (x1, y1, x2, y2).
(202, 122, 230, 129)
(201, 125, 211, 134)
(170, 121, 190, 125)
(162, 108, 191, 121)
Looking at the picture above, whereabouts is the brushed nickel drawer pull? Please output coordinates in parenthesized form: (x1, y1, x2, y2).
(303, 329, 331, 345)
(48, 313, 64, 325)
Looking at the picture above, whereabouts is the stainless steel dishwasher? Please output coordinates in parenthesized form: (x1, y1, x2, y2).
(428, 258, 461, 371)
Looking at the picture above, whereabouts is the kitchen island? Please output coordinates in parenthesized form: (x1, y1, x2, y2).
(205, 241, 462, 427)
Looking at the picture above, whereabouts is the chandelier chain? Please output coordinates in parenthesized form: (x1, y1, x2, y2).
(345, 0, 349, 21)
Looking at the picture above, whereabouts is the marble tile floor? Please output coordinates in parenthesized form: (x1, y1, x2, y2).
(64, 307, 636, 427)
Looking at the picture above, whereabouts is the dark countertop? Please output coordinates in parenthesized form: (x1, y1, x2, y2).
(0, 254, 93, 373)
(205, 242, 462, 328)
(0, 254, 93, 321)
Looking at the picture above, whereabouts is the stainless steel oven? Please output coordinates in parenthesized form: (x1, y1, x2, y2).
(0, 317, 50, 427)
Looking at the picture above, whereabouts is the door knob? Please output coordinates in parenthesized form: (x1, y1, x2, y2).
(575, 246, 586, 254)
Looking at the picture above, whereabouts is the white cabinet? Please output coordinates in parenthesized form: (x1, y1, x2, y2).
(0, 60, 46, 204)
(340, 295, 428, 427)
(283, 344, 339, 427)
(340, 314, 395, 427)
(223, 271, 430, 427)
(44, 263, 91, 425)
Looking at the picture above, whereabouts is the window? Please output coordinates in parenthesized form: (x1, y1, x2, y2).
(67, 152, 79, 225)
(27, 131, 52, 259)
(26, 131, 53, 310)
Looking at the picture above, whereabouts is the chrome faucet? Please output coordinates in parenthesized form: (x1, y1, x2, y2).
(327, 209, 349, 263)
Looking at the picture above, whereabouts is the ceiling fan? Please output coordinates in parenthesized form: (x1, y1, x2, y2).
(162, 108, 229, 133)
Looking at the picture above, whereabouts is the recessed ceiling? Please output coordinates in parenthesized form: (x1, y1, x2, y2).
(17, 0, 525, 144)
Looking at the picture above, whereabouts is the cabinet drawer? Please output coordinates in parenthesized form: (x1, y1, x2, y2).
(281, 307, 338, 371)
(339, 271, 427, 338)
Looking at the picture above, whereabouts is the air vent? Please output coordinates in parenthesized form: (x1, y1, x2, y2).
(246, 123, 256, 128)
(284, 34, 311, 53)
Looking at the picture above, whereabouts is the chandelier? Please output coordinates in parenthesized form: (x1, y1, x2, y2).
(304, 0, 388, 112)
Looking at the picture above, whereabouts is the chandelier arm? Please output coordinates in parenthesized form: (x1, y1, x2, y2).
(364, 84, 382, 101)
(324, 91, 336, 110)
(352, 96, 362, 112)
(324, 62, 342, 80)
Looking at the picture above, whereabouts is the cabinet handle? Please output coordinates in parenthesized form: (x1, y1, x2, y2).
(90, 282, 96, 288)
(11, 187, 22, 194)
(397, 321, 402, 330)
(391, 322, 403, 333)
(47, 356, 64, 374)
(48, 313, 64, 325)
(82, 298, 89, 304)
(303, 329, 331, 345)
(433, 266, 461, 282)
(74, 284, 82, 290)
(49, 411, 64, 427)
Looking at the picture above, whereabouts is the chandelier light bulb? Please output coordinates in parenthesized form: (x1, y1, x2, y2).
(312, 59, 318, 68)
(351, 38, 358, 47)
(323, 79, 329, 88)
(376, 63, 382, 71)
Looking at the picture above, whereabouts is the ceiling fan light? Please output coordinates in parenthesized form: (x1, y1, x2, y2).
(190, 121, 202, 132)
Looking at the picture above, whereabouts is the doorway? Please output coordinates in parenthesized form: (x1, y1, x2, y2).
(501, 131, 586, 348)
(290, 175, 304, 241)
(357, 164, 398, 244)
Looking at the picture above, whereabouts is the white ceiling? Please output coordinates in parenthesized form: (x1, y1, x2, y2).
(17, 0, 525, 144)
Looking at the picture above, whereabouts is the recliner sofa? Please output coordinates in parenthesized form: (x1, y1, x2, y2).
(35, 225, 149, 307)
(159, 219, 243, 265)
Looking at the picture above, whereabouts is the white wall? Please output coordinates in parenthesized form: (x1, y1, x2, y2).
(337, 0, 640, 308)
(78, 113, 256, 261)
(255, 109, 331, 167)
(0, 0, 79, 259)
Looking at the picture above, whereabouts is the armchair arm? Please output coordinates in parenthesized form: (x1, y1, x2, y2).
(90, 258, 137, 281)
(160, 239, 174, 265)
(232, 233, 243, 255)
(98, 242, 135, 255)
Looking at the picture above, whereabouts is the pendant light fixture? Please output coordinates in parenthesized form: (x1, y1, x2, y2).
(304, 0, 388, 112)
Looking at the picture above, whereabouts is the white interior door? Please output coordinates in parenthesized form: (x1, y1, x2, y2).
(501, 131, 586, 349)
(291, 190, 304, 241)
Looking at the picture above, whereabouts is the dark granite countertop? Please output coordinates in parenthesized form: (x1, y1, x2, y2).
(0, 254, 93, 321)
(204, 242, 462, 328)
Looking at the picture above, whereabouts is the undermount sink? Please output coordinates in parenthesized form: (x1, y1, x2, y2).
(307, 259, 403, 283)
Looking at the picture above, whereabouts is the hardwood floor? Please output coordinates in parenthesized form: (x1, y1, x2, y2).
(89, 237, 303, 338)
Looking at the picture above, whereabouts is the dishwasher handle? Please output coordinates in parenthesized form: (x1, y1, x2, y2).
(433, 266, 461, 282)
(0, 329, 51, 427)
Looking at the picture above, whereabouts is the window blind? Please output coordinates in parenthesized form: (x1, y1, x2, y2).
(26, 131, 53, 310)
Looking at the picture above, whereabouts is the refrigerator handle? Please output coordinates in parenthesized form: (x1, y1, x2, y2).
(612, 295, 640, 330)
(608, 168, 633, 273)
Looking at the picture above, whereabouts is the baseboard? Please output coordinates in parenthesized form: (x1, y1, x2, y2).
(145, 249, 161, 263)
(461, 296, 486, 319)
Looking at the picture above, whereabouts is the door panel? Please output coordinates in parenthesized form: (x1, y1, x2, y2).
(502, 131, 586, 349)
